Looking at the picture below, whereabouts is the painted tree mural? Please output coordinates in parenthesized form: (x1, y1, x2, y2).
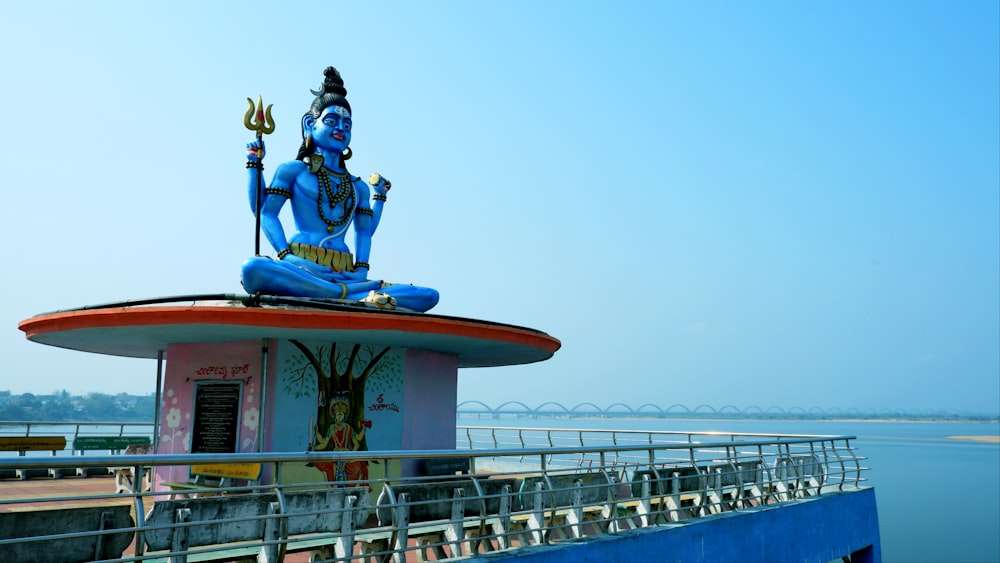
(286, 340, 394, 453)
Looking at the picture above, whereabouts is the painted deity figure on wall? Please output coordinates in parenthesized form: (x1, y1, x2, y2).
(312, 392, 370, 486)
(242, 66, 439, 312)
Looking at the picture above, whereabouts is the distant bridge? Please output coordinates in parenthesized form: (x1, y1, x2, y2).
(456, 401, 976, 419)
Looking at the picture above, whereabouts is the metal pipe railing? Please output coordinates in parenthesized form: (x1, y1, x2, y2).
(0, 427, 870, 562)
(0, 421, 155, 439)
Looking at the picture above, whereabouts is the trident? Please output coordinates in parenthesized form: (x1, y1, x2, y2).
(244, 96, 275, 256)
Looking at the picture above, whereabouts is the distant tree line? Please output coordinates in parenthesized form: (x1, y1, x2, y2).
(0, 390, 155, 422)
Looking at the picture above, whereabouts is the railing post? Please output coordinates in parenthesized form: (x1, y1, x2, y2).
(847, 438, 863, 486)
(259, 501, 282, 563)
(830, 439, 847, 491)
(133, 492, 147, 557)
(393, 493, 411, 563)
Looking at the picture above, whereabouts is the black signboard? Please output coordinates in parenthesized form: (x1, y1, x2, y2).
(191, 382, 241, 454)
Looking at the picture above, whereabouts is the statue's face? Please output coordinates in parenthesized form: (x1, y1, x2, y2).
(310, 105, 352, 153)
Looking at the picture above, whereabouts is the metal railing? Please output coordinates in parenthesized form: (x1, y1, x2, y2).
(0, 427, 870, 562)
(0, 421, 154, 445)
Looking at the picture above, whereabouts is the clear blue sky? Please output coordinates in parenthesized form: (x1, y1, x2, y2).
(1, 1, 997, 414)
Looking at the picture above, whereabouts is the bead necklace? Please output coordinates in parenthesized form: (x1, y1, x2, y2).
(312, 155, 356, 233)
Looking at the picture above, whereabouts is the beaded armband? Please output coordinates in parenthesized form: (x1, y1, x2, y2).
(372, 193, 387, 202)
(277, 248, 292, 260)
(354, 261, 370, 270)
(246, 161, 262, 169)
(355, 206, 374, 217)
(264, 186, 293, 198)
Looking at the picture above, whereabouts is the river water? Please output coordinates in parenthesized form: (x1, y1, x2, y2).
(457, 416, 1000, 563)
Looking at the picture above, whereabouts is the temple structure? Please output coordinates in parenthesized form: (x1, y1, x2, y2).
(19, 66, 560, 491)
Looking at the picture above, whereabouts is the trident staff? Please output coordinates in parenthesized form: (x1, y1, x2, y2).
(243, 96, 275, 256)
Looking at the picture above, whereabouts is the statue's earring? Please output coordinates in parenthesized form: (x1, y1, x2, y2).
(305, 134, 313, 150)
(342, 147, 352, 160)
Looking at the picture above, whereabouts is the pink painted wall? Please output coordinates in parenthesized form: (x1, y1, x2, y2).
(154, 341, 262, 487)
(401, 349, 459, 475)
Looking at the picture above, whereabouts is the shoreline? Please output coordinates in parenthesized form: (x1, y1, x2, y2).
(459, 415, 1000, 424)
(947, 435, 1000, 444)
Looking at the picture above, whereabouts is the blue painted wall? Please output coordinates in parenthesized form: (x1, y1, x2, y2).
(478, 488, 880, 563)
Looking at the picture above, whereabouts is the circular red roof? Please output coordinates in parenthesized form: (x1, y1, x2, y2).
(19, 303, 560, 368)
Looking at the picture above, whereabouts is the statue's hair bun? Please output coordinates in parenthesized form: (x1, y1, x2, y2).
(312, 66, 348, 98)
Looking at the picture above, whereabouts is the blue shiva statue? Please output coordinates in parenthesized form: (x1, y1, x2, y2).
(241, 67, 439, 313)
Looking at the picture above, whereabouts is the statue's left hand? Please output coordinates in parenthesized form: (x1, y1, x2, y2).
(339, 267, 369, 282)
(369, 173, 391, 196)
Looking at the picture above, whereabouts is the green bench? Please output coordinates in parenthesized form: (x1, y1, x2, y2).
(73, 435, 152, 478)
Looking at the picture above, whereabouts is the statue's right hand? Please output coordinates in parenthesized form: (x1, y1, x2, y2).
(246, 140, 265, 161)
